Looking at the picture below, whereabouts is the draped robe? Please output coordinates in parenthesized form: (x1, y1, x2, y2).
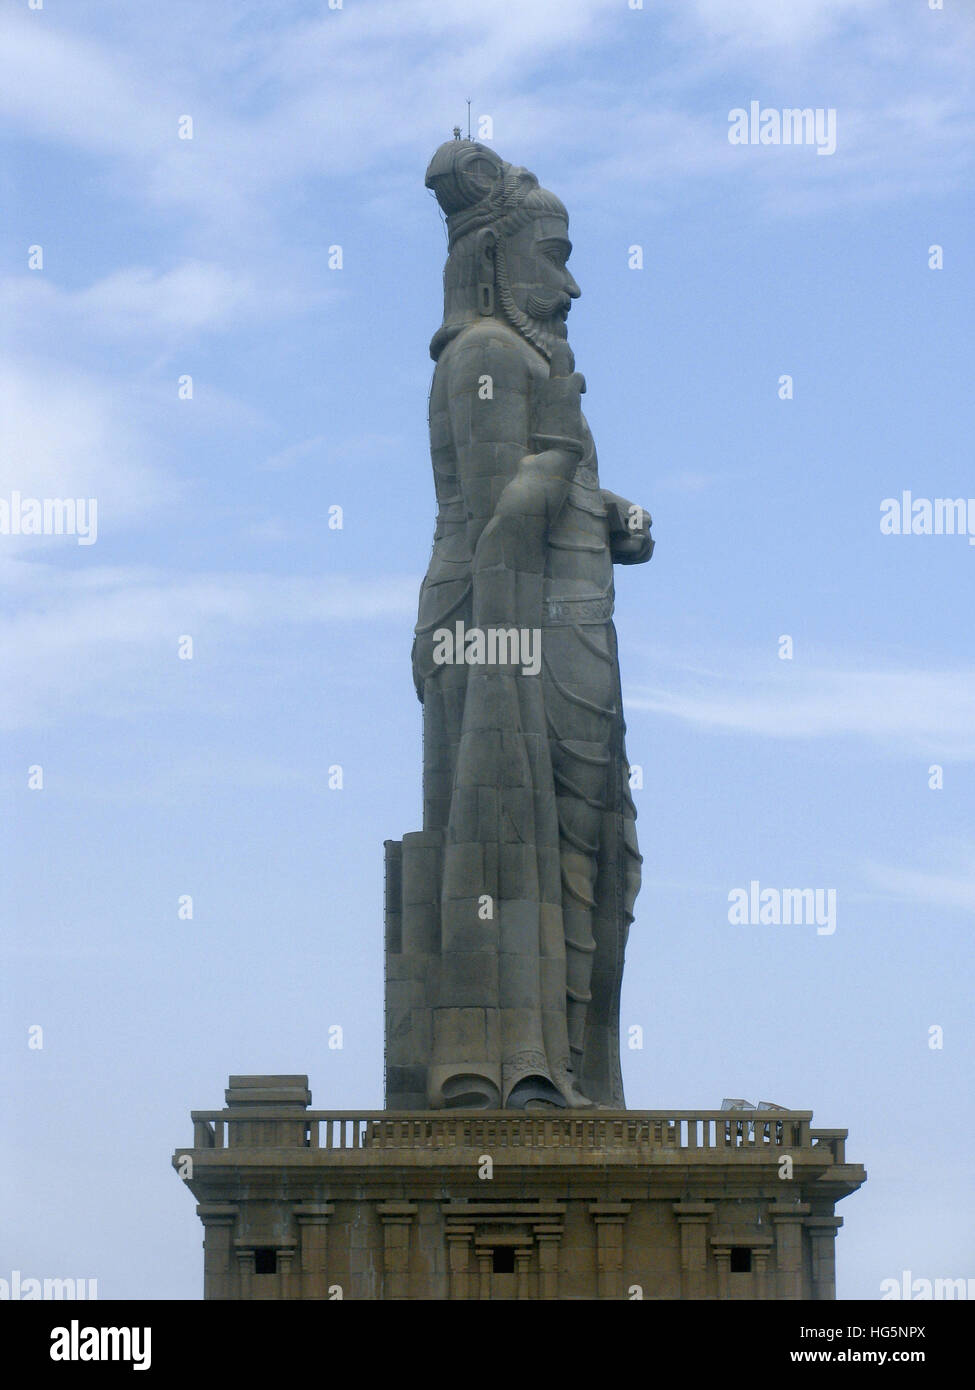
(412, 318, 642, 1108)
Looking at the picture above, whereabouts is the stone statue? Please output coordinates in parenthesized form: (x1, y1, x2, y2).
(384, 137, 653, 1112)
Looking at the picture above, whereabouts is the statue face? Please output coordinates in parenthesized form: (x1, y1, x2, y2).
(499, 213, 580, 343)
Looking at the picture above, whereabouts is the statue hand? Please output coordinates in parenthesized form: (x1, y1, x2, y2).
(532, 342, 586, 450)
(603, 490, 654, 565)
(549, 341, 584, 385)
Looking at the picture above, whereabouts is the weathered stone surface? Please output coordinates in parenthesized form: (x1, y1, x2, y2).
(175, 1083, 866, 1300)
(175, 142, 867, 1302)
(387, 137, 653, 1111)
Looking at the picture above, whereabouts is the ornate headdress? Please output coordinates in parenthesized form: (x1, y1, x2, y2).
(425, 138, 566, 248)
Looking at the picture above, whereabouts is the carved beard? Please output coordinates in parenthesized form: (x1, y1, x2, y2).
(494, 238, 568, 361)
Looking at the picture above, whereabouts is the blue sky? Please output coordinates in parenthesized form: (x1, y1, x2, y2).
(2, 0, 973, 1299)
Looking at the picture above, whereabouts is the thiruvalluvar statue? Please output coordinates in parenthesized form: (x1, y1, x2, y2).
(408, 136, 653, 1110)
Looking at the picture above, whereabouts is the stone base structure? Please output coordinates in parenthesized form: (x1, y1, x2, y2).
(174, 1076, 866, 1300)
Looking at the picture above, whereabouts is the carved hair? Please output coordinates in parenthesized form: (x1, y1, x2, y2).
(426, 139, 568, 359)
(425, 138, 566, 246)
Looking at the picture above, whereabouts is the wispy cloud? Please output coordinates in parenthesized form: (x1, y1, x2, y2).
(0, 561, 418, 730)
(864, 853, 975, 914)
(0, 360, 170, 543)
(627, 660, 975, 759)
(1, 261, 333, 353)
(3, 0, 970, 243)
(682, 0, 891, 48)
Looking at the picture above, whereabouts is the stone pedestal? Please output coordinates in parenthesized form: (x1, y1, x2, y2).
(175, 1076, 866, 1300)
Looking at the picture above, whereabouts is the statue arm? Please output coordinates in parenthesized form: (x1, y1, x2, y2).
(601, 488, 654, 565)
(444, 334, 587, 626)
(443, 329, 536, 558)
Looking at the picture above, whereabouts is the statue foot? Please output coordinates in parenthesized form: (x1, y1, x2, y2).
(562, 1086, 598, 1109)
(506, 1076, 567, 1110)
(552, 1064, 597, 1109)
(442, 1074, 501, 1109)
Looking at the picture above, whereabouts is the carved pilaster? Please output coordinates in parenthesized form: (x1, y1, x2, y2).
(769, 1202, 810, 1300)
(535, 1228, 562, 1301)
(196, 1203, 236, 1300)
(295, 1204, 334, 1300)
(378, 1201, 417, 1300)
(235, 1244, 255, 1301)
(753, 1246, 770, 1300)
(713, 1245, 731, 1301)
(477, 1250, 492, 1299)
(673, 1202, 715, 1299)
(515, 1247, 532, 1300)
(806, 1215, 842, 1300)
(277, 1246, 296, 1300)
(445, 1224, 474, 1301)
(589, 1202, 630, 1300)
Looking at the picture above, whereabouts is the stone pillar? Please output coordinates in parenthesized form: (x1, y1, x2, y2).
(295, 1204, 334, 1299)
(477, 1251, 492, 1299)
(235, 1245, 255, 1301)
(589, 1202, 630, 1300)
(277, 1245, 296, 1300)
(807, 1216, 842, 1300)
(753, 1247, 770, 1300)
(515, 1247, 532, 1300)
(673, 1202, 715, 1299)
(770, 1202, 810, 1300)
(378, 1202, 417, 1300)
(446, 1225, 474, 1301)
(197, 1203, 236, 1300)
(384, 833, 441, 1109)
(713, 1245, 731, 1301)
(536, 1229, 561, 1301)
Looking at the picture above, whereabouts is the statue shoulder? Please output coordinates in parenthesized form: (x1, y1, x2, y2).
(439, 321, 539, 389)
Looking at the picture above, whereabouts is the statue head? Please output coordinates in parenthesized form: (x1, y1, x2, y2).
(425, 138, 580, 361)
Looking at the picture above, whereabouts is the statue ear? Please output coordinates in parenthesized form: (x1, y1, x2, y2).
(474, 228, 497, 315)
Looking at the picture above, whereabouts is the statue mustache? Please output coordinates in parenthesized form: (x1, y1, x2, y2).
(526, 288, 571, 320)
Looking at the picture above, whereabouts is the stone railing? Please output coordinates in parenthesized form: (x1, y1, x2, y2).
(188, 1109, 847, 1158)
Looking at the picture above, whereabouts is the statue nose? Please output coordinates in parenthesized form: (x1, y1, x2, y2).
(566, 275, 581, 299)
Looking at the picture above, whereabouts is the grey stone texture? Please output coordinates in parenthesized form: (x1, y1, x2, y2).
(175, 147, 868, 1303)
(175, 1079, 867, 1300)
(387, 138, 654, 1111)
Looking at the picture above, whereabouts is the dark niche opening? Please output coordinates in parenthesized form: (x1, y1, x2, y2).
(254, 1248, 277, 1274)
(492, 1247, 516, 1274)
(730, 1247, 752, 1273)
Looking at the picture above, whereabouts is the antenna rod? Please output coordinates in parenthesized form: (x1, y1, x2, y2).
(467, 99, 471, 140)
